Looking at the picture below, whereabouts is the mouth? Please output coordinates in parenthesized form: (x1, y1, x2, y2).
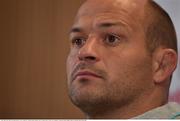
(73, 70, 103, 81)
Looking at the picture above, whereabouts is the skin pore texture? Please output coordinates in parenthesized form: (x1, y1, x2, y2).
(66, 0, 177, 119)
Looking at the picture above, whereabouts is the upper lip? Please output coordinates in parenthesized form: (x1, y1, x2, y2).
(73, 70, 102, 81)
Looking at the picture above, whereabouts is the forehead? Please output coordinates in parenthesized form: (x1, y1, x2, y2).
(73, 0, 148, 31)
(77, 0, 147, 16)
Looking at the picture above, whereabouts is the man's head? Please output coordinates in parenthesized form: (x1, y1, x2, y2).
(66, 0, 178, 118)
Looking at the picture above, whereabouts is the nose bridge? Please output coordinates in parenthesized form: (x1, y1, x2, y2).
(80, 35, 98, 54)
(78, 35, 101, 62)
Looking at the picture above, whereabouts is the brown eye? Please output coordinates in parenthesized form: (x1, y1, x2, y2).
(72, 38, 86, 47)
(104, 34, 121, 46)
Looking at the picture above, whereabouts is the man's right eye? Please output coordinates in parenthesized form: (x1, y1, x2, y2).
(71, 38, 86, 47)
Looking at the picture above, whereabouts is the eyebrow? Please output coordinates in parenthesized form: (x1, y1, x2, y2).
(97, 22, 129, 30)
(98, 22, 120, 28)
(69, 27, 83, 34)
(69, 22, 129, 34)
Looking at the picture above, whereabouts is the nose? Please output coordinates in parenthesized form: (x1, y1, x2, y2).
(78, 37, 100, 64)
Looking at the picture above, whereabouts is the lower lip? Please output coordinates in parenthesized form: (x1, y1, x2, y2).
(75, 74, 101, 80)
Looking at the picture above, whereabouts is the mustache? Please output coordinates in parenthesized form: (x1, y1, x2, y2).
(70, 63, 107, 82)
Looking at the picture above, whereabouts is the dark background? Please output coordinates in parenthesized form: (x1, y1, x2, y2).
(0, 0, 85, 118)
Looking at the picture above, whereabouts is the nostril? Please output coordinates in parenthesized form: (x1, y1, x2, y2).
(79, 55, 97, 61)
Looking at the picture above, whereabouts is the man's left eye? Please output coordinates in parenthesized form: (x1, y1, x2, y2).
(104, 34, 121, 46)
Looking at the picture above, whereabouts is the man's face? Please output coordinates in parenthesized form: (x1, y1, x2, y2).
(67, 0, 154, 111)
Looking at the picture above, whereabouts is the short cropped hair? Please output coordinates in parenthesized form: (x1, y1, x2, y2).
(145, 0, 177, 53)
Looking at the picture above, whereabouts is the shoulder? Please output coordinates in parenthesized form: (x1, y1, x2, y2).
(133, 102, 180, 119)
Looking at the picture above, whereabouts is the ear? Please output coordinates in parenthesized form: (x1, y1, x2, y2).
(152, 48, 177, 84)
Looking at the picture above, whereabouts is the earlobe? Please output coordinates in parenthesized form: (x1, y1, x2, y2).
(152, 48, 177, 84)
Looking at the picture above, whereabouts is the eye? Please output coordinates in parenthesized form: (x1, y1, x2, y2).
(104, 34, 121, 46)
(71, 38, 86, 47)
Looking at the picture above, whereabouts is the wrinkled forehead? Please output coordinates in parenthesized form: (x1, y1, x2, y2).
(76, 0, 148, 18)
(72, 0, 149, 32)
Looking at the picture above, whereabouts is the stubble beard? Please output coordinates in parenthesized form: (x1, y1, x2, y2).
(68, 78, 135, 118)
(67, 63, 145, 117)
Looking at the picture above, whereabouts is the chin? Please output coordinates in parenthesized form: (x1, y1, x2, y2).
(70, 91, 106, 115)
(68, 78, 113, 111)
(69, 78, 103, 97)
(70, 88, 121, 117)
(69, 83, 104, 104)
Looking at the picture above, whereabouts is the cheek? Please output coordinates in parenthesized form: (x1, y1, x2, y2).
(104, 52, 152, 85)
(66, 55, 71, 76)
(105, 57, 129, 83)
(66, 50, 78, 79)
(103, 55, 153, 101)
